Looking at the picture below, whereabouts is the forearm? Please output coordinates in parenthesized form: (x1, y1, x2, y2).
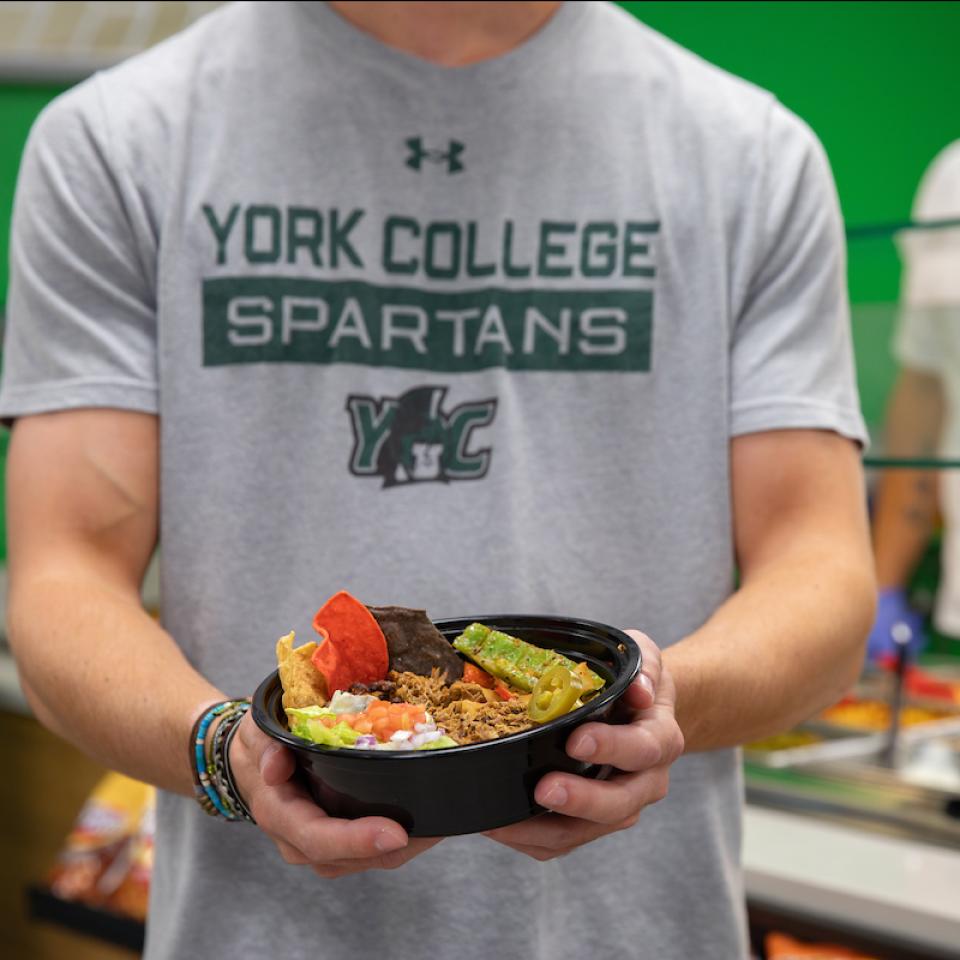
(9, 571, 223, 795)
(872, 469, 937, 588)
(665, 550, 875, 753)
(871, 368, 944, 587)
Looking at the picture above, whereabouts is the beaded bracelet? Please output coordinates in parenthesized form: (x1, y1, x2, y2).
(190, 699, 251, 821)
(221, 712, 256, 823)
(211, 706, 243, 819)
(188, 704, 221, 818)
(193, 701, 236, 818)
(211, 702, 253, 821)
(211, 700, 252, 821)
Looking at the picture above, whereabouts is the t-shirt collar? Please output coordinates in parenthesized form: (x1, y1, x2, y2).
(294, 0, 588, 93)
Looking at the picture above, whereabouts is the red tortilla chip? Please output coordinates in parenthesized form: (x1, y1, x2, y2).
(311, 591, 389, 693)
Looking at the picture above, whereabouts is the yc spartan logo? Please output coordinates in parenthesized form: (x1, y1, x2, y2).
(346, 386, 495, 487)
(405, 136, 465, 174)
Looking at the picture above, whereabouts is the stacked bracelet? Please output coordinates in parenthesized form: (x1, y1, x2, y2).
(222, 716, 256, 822)
(189, 699, 254, 823)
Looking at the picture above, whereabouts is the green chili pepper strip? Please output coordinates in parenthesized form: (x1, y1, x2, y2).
(453, 623, 605, 693)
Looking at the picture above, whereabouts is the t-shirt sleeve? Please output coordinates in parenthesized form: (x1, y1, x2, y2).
(729, 102, 867, 446)
(0, 78, 158, 420)
(893, 142, 960, 375)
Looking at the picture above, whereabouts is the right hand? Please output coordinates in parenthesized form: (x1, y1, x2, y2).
(866, 588, 926, 663)
(230, 711, 442, 877)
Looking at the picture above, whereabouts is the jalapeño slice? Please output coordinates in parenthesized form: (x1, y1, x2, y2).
(528, 665, 582, 722)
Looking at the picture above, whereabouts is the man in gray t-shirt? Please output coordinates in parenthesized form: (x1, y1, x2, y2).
(1, 3, 874, 958)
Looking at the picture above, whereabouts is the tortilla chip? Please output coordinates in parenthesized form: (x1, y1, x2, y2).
(311, 591, 389, 693)
(367, 605, 464, 681)
(276, 631, 328, 710)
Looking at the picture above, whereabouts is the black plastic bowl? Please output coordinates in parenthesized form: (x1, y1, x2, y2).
(252, 615, 641, 837)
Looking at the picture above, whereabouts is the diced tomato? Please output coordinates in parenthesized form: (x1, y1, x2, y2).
(494, 681, 514, 701)
(340, 700, 427, 741)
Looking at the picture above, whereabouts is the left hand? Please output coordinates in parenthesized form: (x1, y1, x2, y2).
(484, 630, 683, 860)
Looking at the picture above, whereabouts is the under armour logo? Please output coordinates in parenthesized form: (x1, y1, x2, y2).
(405, 137, 465, 174)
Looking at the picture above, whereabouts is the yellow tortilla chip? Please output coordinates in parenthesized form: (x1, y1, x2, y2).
(276, 631, 328, 710)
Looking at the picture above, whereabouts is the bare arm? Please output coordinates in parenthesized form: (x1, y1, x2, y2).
(666, 429, 876, 752)
(6, 410, 221, 793)
(7, 409, 435, 873)
(871, 368, 944, 589)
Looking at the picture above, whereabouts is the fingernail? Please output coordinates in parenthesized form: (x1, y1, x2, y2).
(571, 734, 597, 760)
(638, 674, 655, 698)
(375, 829, 407, 853)
(541, 784, 568, 809)
(258, 742, 280, 776)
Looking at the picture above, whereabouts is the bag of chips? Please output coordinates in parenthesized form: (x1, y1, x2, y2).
(46, 771, 154, 919)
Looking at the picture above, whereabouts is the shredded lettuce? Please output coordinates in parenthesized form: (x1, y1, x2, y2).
(414, 735, 458, 751)
(286, 705, 335, 741)
(302, 719, 363, 747)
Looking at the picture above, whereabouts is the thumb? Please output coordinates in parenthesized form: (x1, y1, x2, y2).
(259, 740, 295, 786)
(235, 710, 295, 786)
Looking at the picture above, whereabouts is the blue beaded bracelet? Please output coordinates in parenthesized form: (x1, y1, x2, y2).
(192, 701, 249, 820)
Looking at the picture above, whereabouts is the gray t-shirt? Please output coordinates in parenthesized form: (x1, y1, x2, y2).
(1, 2, 866, 958)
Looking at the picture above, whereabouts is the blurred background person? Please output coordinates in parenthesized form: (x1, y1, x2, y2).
(869, 140, 960, 663)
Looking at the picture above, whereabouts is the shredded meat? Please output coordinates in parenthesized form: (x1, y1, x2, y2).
(386, 669, 535, 744)
(432, 698, 533, 744)
(389, 669, 486, 705)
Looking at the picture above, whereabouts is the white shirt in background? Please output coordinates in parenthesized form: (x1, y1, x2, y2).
(895, 140, 960, 636)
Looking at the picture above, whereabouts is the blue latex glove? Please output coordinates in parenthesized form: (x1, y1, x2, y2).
(866, 588, 926, 663)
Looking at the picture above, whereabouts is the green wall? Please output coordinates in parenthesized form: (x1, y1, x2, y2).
(619, 1, 960, 427)
(0, 84, 63, 307)
(622, 1, 960, 303)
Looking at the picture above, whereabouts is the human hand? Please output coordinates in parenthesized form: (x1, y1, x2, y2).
(483, 630, 683, 860)
(866, 588, 926, 664)
(230, 711, 441, 878)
